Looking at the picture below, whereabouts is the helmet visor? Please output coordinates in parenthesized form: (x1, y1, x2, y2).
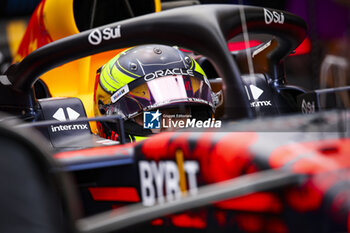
(106, 74, 214, 119)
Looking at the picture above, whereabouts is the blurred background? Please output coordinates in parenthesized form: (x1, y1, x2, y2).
(0, 0, 349, 91)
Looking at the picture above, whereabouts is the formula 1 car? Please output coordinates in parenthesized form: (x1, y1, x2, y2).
(0, 2, 349, 233)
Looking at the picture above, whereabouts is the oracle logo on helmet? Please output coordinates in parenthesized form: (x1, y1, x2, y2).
(144, 68, 194, 82)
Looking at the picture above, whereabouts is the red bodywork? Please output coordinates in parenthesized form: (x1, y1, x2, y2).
(55, 131, 350, 232)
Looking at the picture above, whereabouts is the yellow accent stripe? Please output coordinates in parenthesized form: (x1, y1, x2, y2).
(6, 20, 27, 56)
(100, 50, 136, 93)
(110, 66, 135, 88)
(107, 65, 121, 84)
(109, 55, 119, 70)
(190, 58, 194, 69)
(193, 59, 207, 78)
(133, 136, 148, 142)
(176, 149, 187, 196)
(155, 0, 162, 12)
(100, 69, 118, 93)
(116, 59, 141, 78)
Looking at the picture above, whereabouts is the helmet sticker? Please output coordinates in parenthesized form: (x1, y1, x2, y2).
(111, 85, 129, 103)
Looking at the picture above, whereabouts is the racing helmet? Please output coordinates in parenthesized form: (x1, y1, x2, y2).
(94, 44, 217, 141)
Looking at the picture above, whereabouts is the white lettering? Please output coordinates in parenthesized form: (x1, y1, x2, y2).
(143, 69, 194, 81)
(178, 121, 184, 128)
(165, 161, 181, 202)
(102, 28, 112, 40)
(144, 73, 155, 81)
(139, 161, 155, 206)
(186, 119, 196, 128)
(162, 119, 169, 128)
(250, 100, 272, 107)
(88, 26, 121, 46)
(264, 8, 284, 25)
(184, 162, 199, 195)
(195, 120, 203, 128)
(164, 69, 173, 76)
(139, 160, 200, 206)
(50, 124, 88, 133)
(162, 118, 222, 129)
(215, 120, 222, 128)
(301, 99, 315, 114)
(187, 69, 194, 76)
(203, 119, 211, 128)
(155, 70, 164, 77)
(150, 162, 165, 204)
(172, 68, 181, 75)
